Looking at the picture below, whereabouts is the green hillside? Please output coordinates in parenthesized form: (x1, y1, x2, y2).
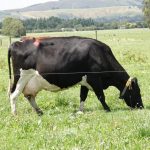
(0, 0, 143, 21)
(20, 6, 143, 22)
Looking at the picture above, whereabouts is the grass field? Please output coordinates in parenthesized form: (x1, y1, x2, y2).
(0, 29, 150, 149)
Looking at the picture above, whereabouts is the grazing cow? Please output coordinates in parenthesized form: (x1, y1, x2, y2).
(8, 36, 144, 115)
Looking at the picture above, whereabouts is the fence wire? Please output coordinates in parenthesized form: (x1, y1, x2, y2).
(0, 70, 150, 78)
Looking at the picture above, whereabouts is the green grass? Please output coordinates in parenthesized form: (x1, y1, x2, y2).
(0, 29, 150, 149)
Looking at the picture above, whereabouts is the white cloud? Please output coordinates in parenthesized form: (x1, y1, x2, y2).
(0, 0, 58, 11)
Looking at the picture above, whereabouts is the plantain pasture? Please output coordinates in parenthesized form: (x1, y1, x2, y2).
(0, 29, 150, 150)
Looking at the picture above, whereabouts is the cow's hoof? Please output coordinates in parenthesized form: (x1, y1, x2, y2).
(105, 109, 111, 112)
(76, 111, 84, 115)
(139, 106, 144, 109)
(11, 111, 17, 116)
(36, 110, 43, 116)
(138, 105, 144, 109)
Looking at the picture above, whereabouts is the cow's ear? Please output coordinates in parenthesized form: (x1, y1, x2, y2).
(119, 94, 123, 99)
(131, 77, 138, 90)
(33, 40, 40, 47)
(132, 77, 138, 84)
(132, 78, 138, 86)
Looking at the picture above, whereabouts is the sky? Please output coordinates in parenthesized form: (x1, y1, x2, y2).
(0, 0, 58, 11)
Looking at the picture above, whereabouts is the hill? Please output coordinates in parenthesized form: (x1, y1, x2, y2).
(21, 6, 142, 21)
(0, 0, 143, 22)
(14, 0, 143, 11)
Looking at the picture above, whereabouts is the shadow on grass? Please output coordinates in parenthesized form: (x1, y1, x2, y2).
(77, 106, 149, 113)
(72, 107, 130, 114)
(72, 107, 96, 114)
(145, 105, 150, 110)
(139, 128, 150, 138)
(41, 102, 149, 116)
(112, 107, 131, 112)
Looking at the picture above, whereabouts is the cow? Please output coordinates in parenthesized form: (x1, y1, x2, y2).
(8, 36, 144, 115)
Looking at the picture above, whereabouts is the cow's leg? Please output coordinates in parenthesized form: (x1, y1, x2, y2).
(11, 76, 19, 93)
(10, 89, 22, 115)
(87, 77, 111, 112)
(8, 74, 19, 98)
(79, 86, 89, 112)
(9, 76, 20, 115)
(25, 95, 43, 116)
(10, 97, 17, 115)
(9, 73, 31, 115)
(9, 69, 36, 115)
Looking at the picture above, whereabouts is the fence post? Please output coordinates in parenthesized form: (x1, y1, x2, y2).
(9, 36, 12, 44)
(95, 30, 97, 40)
(0, 39, 2, 46)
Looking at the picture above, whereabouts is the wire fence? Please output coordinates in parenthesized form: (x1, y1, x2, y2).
(0, 32, 150, 77)
(0, 70, 150, 78)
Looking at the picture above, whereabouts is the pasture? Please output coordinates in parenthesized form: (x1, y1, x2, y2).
(0, 29, 150, 149)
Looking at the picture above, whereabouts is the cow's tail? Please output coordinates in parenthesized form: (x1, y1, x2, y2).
(8, 47, 12, 97)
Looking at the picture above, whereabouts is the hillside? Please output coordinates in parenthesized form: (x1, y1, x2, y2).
(0, 0, 144, 22)
(14, 0, 143, 12)
(21, 6, 142, 21)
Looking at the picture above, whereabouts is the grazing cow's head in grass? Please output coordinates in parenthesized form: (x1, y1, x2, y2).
(120, 77, 144, 109)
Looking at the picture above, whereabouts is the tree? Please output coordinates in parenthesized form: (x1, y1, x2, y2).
(2, 17, 26, 37)
(143, 0, 150, 27)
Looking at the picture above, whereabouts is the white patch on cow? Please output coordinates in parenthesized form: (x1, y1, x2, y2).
(10, 69, 93, 115)
(10, 69, 37, 115)
(80, 75, 93, 90)
(23, 70, 61, 96)
(23, 72, 93, 96)
(11, 70, 93, 98)
(10, 96, 17, 115)
(23, 71, 93, 96)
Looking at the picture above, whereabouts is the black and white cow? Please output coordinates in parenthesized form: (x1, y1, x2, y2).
(8, 36, 144, 115)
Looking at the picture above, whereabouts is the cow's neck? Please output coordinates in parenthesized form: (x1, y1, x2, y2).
(112, 71, 130, 92)
(108, 59, 130, 92)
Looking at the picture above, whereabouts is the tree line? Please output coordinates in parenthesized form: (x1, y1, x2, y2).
(23, 17, 148, 32)
(0, 17, 148, 37)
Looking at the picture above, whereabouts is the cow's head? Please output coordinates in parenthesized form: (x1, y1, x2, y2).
(120, 77, 144, 109)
